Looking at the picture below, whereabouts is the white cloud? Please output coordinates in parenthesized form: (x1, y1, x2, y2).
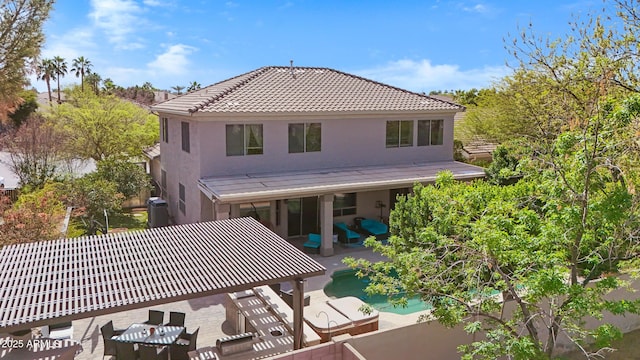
(143, 0, 163, 6)
(148, 44, 197, 76)
(356, 59, 510, 92)
(89, 0, 145, 48)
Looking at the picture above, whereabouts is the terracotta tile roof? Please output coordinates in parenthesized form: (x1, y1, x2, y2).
(152, 66, 464, 115)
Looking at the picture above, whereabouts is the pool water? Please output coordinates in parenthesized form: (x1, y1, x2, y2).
(323, 269, 431, 315)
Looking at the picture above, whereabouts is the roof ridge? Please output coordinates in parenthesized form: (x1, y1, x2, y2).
(325, 67, 464, 110)
(188, 67, 272, 113)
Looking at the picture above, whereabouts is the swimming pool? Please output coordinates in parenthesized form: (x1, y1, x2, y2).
(323, 268, 431, 315)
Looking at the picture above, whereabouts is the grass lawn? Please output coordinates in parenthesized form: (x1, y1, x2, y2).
(66, 208, 148, 237)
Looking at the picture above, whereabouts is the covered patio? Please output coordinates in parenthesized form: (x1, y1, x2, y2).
(198, 161, 486, 256)
(0, 217, 326, 358)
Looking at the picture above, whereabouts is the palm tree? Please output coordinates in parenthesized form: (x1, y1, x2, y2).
(142, 82, 155, 91)
(37, 58, 56, 103)
(171, 85, 185, 95)
(187, 81, 201, 92)
(71, 56, 92, 91)
(85, 72, 102, 95)
(102, 78, 116, 94)
(52, 56, 67, 103)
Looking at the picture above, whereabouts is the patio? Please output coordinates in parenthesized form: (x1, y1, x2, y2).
(66, 244, 418, 359)
(0, 218, 330, 358)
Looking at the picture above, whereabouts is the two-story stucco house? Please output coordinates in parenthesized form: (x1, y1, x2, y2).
(151, 65, 485, 255)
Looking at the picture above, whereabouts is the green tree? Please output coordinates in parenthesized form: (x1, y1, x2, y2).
(0, 0, 53, 122)
(347, 95, 640, 359)
(1, 114, 66, 189)
(8, 89, 38, 127)
(171, 85, 185, 95)
(187, 81, 201, 92)
(52, 56, 67, 103)
(94, 157, 151, 198)
(71, 56, 92, 92)
(49, 87, 159, 161)
(0, 182, 65, 246)
(63, 175, 122, 235)
(37, 58, 56, 103)
(85, 72, 102, 95)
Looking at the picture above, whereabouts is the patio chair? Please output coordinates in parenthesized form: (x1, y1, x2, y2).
(357, 218, 388, 236)
(100, 320, 125, 359)
(303, 233, 321, 253)
(165, 311, 186, 327)
(170, 327, 199, 360)
(145, 309, 164, 325)
(333, 222, 361, 243)
(116, 341, 138, 360)
(139, 344, 169, 360)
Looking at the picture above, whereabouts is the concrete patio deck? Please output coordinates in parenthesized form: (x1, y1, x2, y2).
(70, 242, 426, 360)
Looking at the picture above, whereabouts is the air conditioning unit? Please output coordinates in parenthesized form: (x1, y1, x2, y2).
(147, 197, 169, 228)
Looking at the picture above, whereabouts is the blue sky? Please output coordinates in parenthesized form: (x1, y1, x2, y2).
(34, 0, 600, 93)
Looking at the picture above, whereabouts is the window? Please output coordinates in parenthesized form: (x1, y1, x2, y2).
(418, 120, 444, 146)
(289, 123, 321, 153)
(178, 183, 185, 215)
(161, 117, 169, 143)
(386, 120, 413, 148)
(333, 193, 356, 217)
(181, 121, 190, 153)
(160, 169, 167, 197)
(239, 202, 271, 222)
(226, 124, 263, 156)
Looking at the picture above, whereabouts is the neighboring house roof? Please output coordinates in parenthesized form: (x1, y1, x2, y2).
(0, 217, 325, 332)
(143, 143, 161, 160)
(152, 66, 465, 115)
(461, 141, 498, 162)
(199, 161, 486, 203)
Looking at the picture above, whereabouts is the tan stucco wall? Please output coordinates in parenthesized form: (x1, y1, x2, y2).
(160, 111, 455, 224)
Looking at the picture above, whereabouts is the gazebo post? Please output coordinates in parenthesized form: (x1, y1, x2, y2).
(292, 278, 305, 349)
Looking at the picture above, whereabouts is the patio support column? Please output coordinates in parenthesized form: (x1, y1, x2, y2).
(214, 203, 230, 220)
(292, 278, 305, 350)
(319, 194, 334, 257)
(279, 200, 289, 238)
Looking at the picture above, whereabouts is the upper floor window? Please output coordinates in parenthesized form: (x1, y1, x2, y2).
(181, 121, 190, 153)
(226, 124, 263, 156)
(178, 183, 186, 215)
(289, 123, 321, 153)
(417, 120, 444, 146)
(386, 120, 413, 148)
(161, 117, 169, 143)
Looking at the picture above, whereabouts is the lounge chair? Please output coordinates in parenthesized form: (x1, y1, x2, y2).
(333, 222, 361, 243)
(357, 218, 388, 236)
(303, 233, 321, 253)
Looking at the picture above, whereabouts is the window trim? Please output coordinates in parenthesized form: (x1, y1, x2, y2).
(161, 117, 169, 143)
(333, 193, 357, 217)
(178, 183, 186, 215)
(181, 121, 190, 153)
(418, 119, 444, 146)
(226, 124, 264, 156)
(386, 120, 413, 148)
(288, 122, 321, 153)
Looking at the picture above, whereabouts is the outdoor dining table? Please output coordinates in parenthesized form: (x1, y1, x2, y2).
(114, 323, 186, 345)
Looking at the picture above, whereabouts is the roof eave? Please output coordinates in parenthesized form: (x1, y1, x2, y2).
(205, 171, 486, 204)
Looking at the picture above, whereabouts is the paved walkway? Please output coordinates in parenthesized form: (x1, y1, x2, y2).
(71, 242, 423, 359)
